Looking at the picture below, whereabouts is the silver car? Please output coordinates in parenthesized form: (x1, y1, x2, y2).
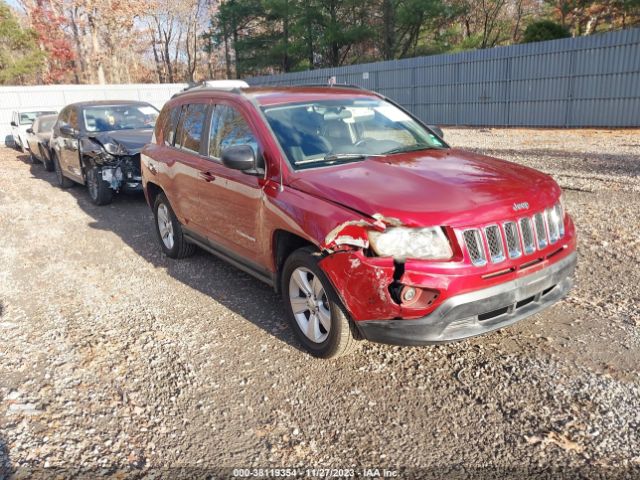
(10, 109, 58, 152)
(25, 114, 58, 171)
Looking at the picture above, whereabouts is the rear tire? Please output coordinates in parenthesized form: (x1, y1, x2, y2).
(86, 165, 113, 206)
(282, 247, 360, 358)
(40, 146, 54, 171)
(53, 153, 74, 188)
(153, 193, 196, 259)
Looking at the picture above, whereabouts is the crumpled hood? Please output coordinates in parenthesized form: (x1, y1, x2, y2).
(90, 128, 153, 154)
(289, 148, 561, 227)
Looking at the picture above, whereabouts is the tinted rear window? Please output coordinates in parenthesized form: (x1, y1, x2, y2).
(161, 106, 182, 146)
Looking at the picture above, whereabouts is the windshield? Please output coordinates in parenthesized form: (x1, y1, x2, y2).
(262, 98, 445, 169)
(20, 111, 57, 125)
(82, 104, 159, 132)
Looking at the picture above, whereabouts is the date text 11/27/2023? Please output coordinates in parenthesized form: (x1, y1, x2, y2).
(231, 467, 399, 478)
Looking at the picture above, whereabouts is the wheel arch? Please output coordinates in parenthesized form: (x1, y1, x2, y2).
(145, 181, 164, 209)
(272, 230, 318, 294)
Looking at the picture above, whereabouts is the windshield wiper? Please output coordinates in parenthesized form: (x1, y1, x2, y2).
(383, 143, 439, 155)
(294, 153, 381, 166)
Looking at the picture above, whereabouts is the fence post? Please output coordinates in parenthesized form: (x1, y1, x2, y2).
(505, 56, 511, 127)
(565, 48, 577, 127)
(410, 64, 416, 114)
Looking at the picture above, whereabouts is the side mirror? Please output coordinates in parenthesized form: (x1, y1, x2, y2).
(26, 128, 34, 134)
(10, 121, 17, 127)
(429, 125, 444, 139)
(221, 144, 256, 171)
(60, 124, 75, 136)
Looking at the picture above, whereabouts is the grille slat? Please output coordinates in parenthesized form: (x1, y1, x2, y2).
(463, 202, 567, 267)
(519, 217, 536, 254)
(463, 229, 487, 266)
(484, 225, 506, 263)
(533, 213, 548, 249)
(503, 222, 522, 258)
(546, 207, 560, 244)
(554, 203, 565, 237)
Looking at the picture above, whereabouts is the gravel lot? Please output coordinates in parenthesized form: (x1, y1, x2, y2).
(1, 129, 639, 478)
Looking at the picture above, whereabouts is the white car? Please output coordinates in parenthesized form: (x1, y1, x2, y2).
(10, 109, 58, 152)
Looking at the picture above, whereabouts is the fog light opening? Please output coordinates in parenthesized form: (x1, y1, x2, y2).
(399, 286, 439, 308)
(402, 287, 416, 302)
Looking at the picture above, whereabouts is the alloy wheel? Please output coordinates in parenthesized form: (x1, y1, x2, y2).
(288, 267, 331, 344)
(157, 203, 175, 250)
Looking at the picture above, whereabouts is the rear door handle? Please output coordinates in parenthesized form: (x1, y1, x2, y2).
(199, 171, 216, 182)
(148, 162, 157, 174)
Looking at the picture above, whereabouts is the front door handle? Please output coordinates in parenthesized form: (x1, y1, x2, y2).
(199, 171, 216, 182)
(148, 162, 157, 174)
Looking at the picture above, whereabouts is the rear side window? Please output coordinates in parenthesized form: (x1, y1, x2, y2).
(175, 104, 207, 153)
(68, 108, 79, 130)
(209, 105, 258, 158)
(56, 108, 70, 131)
(161, 106, 183, 146)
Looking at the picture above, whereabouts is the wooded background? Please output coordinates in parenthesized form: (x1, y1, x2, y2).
(1, 0, 639, 86)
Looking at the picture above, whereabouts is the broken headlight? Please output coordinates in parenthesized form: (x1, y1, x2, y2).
(102, 142, 127, 156)
(368, 227, 453, 260)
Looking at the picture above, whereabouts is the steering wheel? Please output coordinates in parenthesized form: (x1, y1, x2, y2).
(355, 137, 376, 147)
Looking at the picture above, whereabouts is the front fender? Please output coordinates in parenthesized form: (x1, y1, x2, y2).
(264, 185, 407, 320)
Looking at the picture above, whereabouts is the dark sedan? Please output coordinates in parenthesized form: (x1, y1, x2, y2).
(50, 100, 159, 205)
(26, 114, 58, 171)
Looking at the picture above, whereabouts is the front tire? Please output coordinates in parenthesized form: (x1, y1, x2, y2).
(153, 193, 195, 259)
(86, 165, 113, 206)
(53, 153, 74, 188)
(282, 247, 360, 358)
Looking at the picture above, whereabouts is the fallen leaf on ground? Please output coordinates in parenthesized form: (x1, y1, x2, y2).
(525, 431, 584, 453)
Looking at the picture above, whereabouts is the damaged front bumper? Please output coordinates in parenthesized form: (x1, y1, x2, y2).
(99, 155, 143, 192)
(352, 252, 577, 345)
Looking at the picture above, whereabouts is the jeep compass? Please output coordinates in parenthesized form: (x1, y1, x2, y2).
(141, 82, 577, 358)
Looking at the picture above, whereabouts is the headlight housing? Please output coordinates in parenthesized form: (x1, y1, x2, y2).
(368, 227, 453, 260)
(102, 141, 127, 156)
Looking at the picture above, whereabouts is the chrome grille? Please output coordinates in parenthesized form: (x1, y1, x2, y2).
(462, 202, 567, 267)
(519, 217, 536, 254)
(503, 222, 521, 258)
(533, 212, 548, 249)
(463, 229, 487, 266)
(484, 225, 506, 263)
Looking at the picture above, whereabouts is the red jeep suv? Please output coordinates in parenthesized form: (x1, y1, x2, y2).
(141, 82, 577, 358)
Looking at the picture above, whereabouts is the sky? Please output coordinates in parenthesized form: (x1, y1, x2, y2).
(6, 0, 24, 12)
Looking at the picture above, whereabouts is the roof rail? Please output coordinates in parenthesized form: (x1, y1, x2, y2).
(201, 80, 250, 89)
(172, 79, 250, 99)
(180, 79, 249, 92)
(264, 82, 369, 91)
